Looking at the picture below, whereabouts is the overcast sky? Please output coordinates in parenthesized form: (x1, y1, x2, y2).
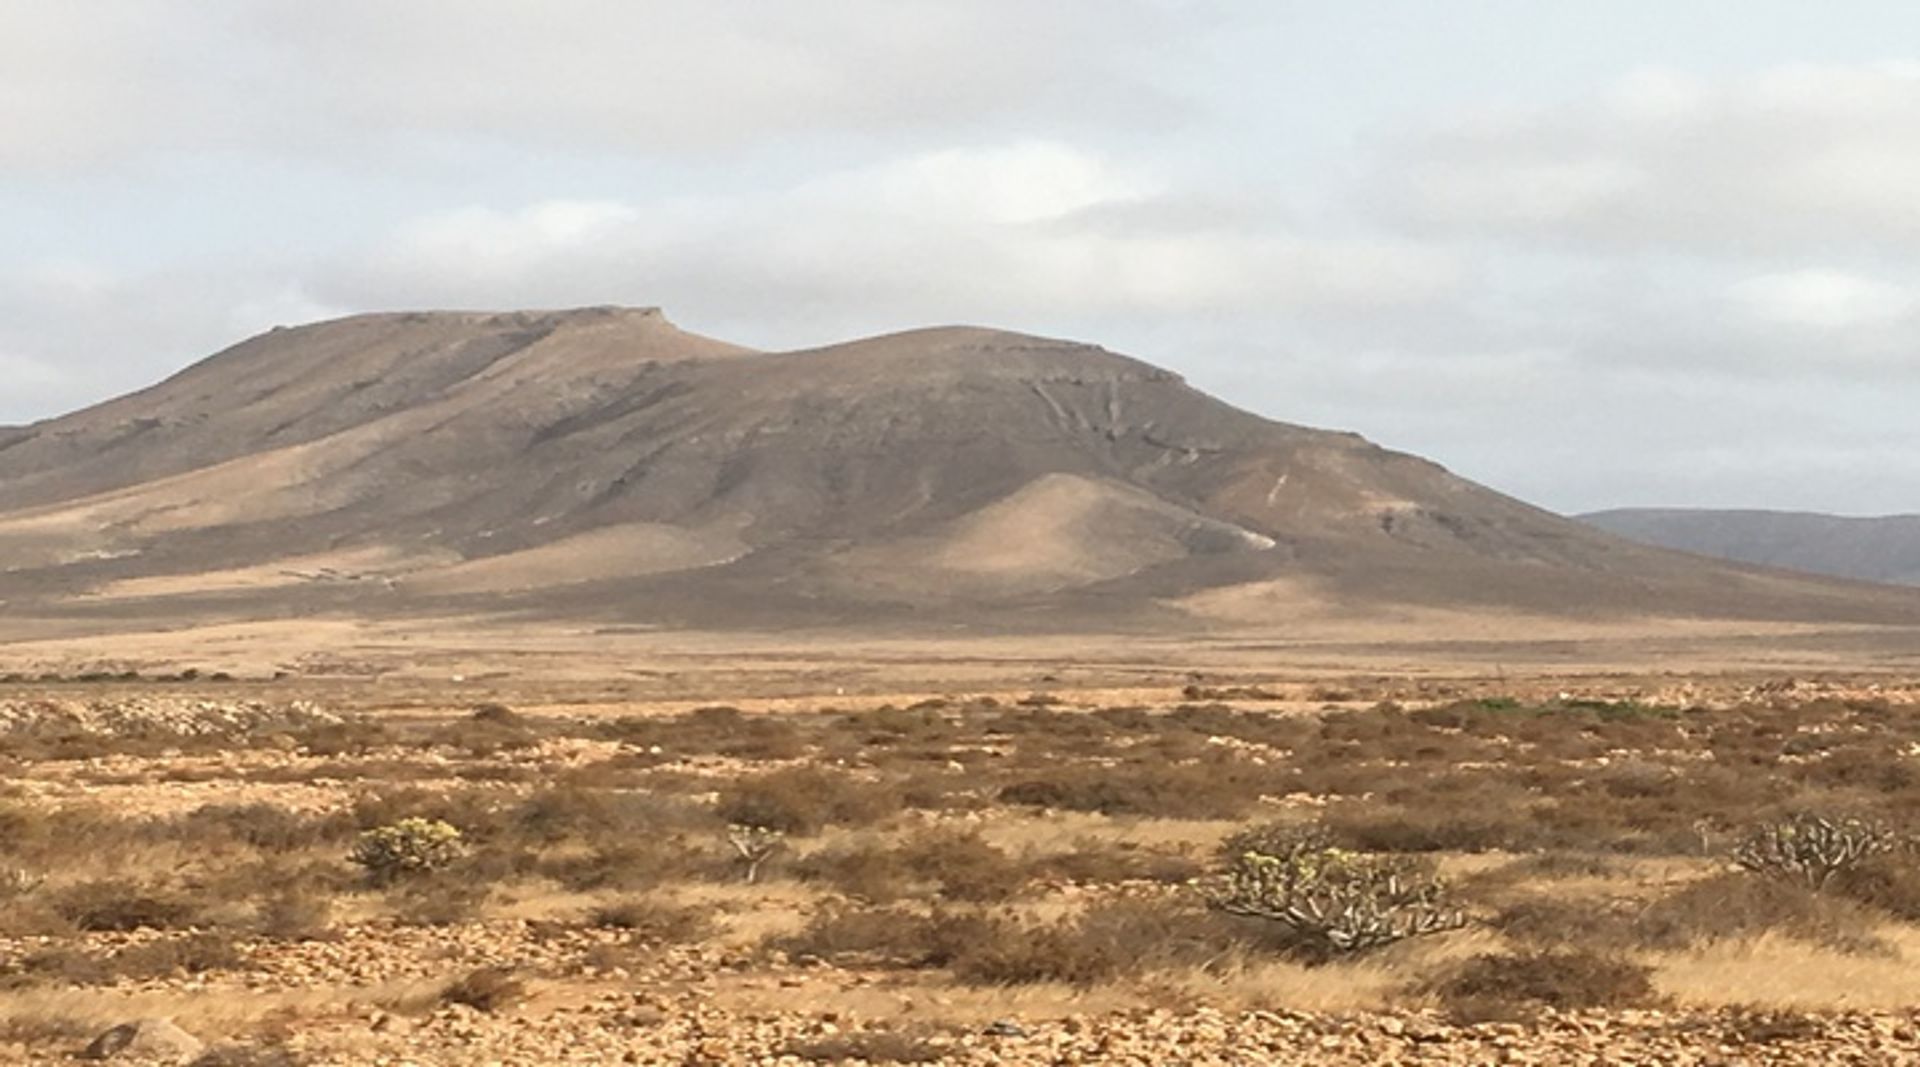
(4, 2, 1919, 515)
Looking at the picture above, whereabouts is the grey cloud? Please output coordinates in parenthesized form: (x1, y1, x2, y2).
(1372, 65, 1920, 255)
(0, 1, 1200, 168)
(304, 145, 1464, 344)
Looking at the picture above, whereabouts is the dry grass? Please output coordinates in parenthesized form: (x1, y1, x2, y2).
(5, 686, 1920, 1058)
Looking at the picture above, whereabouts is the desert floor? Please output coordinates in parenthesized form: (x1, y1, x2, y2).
(3, 618, 1920, 1064)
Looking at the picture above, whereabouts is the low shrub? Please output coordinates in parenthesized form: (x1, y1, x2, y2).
(1831, 853, 1920, 920)
(1732, 813, 1897, 891)
(1634, 871, 1885, 953)
(778, 906, 984, 969)
(997, 758, 1263, 819)
(386, 877, 489, 927)
(947, 898, 1240, 985)
(252, 887, 334, 941)
(585, 898, 713, 944)
(716, 768, 900, 835)
(1490, 896, 1638, 953)
(51, 879, 199, 932)
(350, 818, 465, 884)
(1430, 950, 1658, 1019)
(1031, 840, 1201, 887)
(1208, 841, 1465, 959)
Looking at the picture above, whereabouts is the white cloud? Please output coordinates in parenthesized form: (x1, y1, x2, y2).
(0, 1, 1198, 168)
(322, 143, 1461, 338)
(386, 201, 647, 287)
(1378, 63, 1920, 253)
(812, 143, 1155, 226)
(1729, 270, 1916, 330)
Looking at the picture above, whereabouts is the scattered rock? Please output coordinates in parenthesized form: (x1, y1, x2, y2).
(0, 697, 341, 738)
(82, 1018, 204, 1062)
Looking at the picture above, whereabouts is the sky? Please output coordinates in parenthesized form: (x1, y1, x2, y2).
(4, 1, 1919, 516)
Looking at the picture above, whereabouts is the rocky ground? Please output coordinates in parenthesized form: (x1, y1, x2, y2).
(47, 1001, 1920, 1065)
(12, 678, 1920, 1065)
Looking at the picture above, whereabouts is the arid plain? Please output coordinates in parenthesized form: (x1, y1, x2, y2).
(3, 616, 1920, 1064)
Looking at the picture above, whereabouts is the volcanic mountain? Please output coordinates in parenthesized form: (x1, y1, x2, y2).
(2, 306, 1915, 630)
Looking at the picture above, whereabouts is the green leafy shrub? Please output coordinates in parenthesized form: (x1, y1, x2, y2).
(350, 818, 464, 884)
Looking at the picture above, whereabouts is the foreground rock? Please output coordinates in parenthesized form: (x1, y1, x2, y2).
(81, 1018, 204, 1062)
(256, 1001, 1920, 1066)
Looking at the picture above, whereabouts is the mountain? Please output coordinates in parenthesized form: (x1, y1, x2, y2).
(1580, 508, 1920, 587)
(2, 306, 1916, 631)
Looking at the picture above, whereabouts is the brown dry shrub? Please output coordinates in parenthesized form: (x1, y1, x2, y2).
(947, 898, 1239, 985)
(1793, 745, 1920, 792)
(51, 879, 200, 932)
(1830, 853, 1920, 920)
(1320, 801, 1535, 854)
(792, 840, 913, 902)
(540, 837, 713, 892)
(349, 788, 511, 839)
(0, 946, 113, 988)
(943, 915, 1114, 986)
(1032, 839, 1201, 886)
(387, 877, 489, 927)
(585, 898, 713, 944)
(996, 757, 1265, 819)
(252, 887, 334, 941)
(1429, 950, 1658, 1020)
(601, 707, 808, 761)
(174, 803, 340, 852)
(0, 895, 74, 938)
(429, 718, 540, 758)
(1490, 897, 1640, 953)
(111, 931, 249, 979)
(469, 703, 525, 726)
(294, 719, 395, 757)
(717, 767, 900, 835)
(0, 932, 246, 987)
(1461, 852, 1628, 905)
(898, 830, 1025, 903)
(511, 785, 709, 845)
(781, 897, 1245, 984)
(1634, 871, 1885, 953)
(777, 906, 984, 968)
(846, 706, 960, 747)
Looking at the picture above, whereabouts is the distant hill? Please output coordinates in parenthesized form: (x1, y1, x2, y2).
(2, 306, 1918, 630)
(1580, 509, 1920, 587)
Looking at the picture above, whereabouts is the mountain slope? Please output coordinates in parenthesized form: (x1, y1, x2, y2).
(1581, 508, 1920, 587)
(3, 307, 1917, 630)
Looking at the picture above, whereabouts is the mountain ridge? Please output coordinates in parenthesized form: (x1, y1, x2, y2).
(3, 306, 1918, 631)
(1581, 507, 1920, 587)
